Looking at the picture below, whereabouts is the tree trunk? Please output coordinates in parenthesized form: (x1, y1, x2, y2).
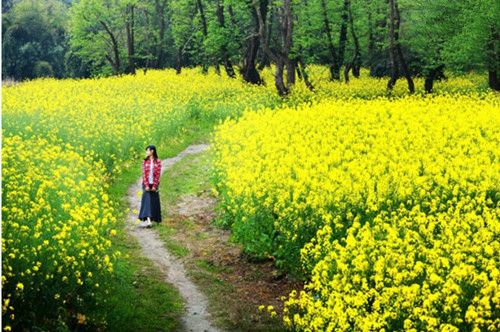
(216, 0, 235, 78)
(367, 11, 375, 66)
(214, 59, 221, 75)
(320, 0, 339, 81)
(296, 64, 302, 80)
(241, 4, 263, 84)
(286, 59, 296, 86)
(387, 0, 398, 91)
(143, 9, 151, 74)
(125, 4, 136, 75)
(337, 0, 349, 80)
(369, 1, 389, 75)
(298, 56, 314, 91)
(176, 46, 182, 74)
(424, 64, 444, 94)
(487, 28, 500, 91)
(490, 71, 500, 91)
(154, 0, 168, 69)
(197, 0, 208, 36)
(394, 0, 414, 93)
(100, 20, 120, 75)
(344, 0, 361, 82)
(275, 57, 287, 96)
(228, 5, 236, 26)
(241, 36, 263, 84)
(281, 0, 294, 86)
(196, 0, 210, 74)
(258, 2, 271, 70)
(253, 0, 288, 96)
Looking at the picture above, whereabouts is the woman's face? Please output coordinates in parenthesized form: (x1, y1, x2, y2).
(146, 148, 153, 157)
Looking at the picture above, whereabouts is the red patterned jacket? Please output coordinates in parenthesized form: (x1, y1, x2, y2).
(142, 158, 162, 188)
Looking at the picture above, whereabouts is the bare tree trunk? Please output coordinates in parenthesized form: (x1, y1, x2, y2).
(100, 20, 120, 75)
(176, 46, 182, 74)
(253, 0, 288, 96)
(320, 0, 339, 81)
(196, 0, 210, 74)
(297, 56, 314, 91)
(367, 11, 375, 66)
(258, 3, 272, 70)
(228, 5, 236, 26)
(286, 59, 296, 86)
(275, 57, 287, 96)
(489, 71, 500, 91)
(143, 9, 151, 75)
(337, 0, 349, 79)
(394, 0, 414, 93)
(216, 0, 235, 78)
(369, 1, 388, 75)
(387, 0, 398, 91)
(214, 59, 221, 75)
(487, 28, 500, 91)
(177, 26, 199, 75)
(154, 0, 168, 69)
(280, 0, 294, 86)
(344, 0, 361, 82)
(241, 3, 264, 84)
(197, 0, 208, 37)
(125, 4, 136, 75)
(241, 35, 263, 84)
(424, 64, 444, 94)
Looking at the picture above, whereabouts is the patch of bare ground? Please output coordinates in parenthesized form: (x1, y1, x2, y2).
(161, 189, 303, 331)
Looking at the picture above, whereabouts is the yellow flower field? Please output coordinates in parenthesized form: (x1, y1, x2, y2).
(1, 64, 495, 330)
(1, 67, 277, 329)
(210, 91, 500, 330)
(2, 134, 118, 328)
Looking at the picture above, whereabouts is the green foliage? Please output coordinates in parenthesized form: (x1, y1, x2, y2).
(441, 0, 500, 74)
(68, 0, 125, 75)
(401, 0, 500, 76)
(2, 0, 69, 80)
(2, 0, 498, 86)
(33, 60, 55, 77)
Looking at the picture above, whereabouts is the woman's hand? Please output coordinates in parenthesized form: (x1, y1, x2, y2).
(152, 186, 157, 192)
(145, 187, 150, 191)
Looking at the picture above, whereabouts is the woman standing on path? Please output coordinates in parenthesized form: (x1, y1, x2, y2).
(138, 145, 162, 227)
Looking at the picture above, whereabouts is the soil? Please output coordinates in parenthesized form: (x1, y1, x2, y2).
(125, 144, 220, 332)
(124, 144, 302, 331)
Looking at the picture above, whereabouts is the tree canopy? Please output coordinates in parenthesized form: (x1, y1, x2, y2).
(2, 0, 499, 91)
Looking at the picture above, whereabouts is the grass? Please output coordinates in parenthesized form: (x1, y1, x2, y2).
(159, 151, 214, 209)
(103, 234, 184, 331)
(158, 225, 191, 258)
(104, 117, 216, 331)
(157, 151, 212, 257)
(107, 117, 213, 205)
(155, 147, 291, 332)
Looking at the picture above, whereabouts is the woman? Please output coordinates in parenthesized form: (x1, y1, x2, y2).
(138, 145, 162, 227)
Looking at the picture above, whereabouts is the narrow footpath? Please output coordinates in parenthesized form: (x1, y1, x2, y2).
(124, 144, 221, 332)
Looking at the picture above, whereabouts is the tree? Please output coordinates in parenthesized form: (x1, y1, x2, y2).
(387, 0, 414, 93)
(69, 0, 125, 76)
(170, 0, 198, 73)
(441, 0, 500, 91)
(123, 0, 137, 74)
(253, 0, 294, 96)
(344, 0, 361, 82)
(2, 0, 69, 80)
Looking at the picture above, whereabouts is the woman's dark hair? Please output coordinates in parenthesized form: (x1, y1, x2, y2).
(144, 145, 159, 160)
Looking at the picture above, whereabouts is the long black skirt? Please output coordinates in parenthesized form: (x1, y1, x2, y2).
(138, 183, 162, 222)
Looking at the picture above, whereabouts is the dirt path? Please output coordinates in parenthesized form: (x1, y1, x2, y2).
(124, 144, 221, 332)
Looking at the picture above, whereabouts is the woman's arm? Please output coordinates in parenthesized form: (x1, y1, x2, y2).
(153, 159, 162, 190)
(142, 160, 149, 189)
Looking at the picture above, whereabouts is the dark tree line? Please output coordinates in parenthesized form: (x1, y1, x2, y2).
(2, 0, 499, 93)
